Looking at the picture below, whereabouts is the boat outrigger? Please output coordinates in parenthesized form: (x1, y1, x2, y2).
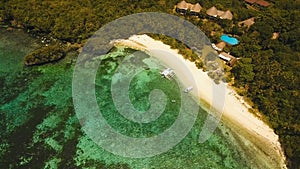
(160, 68, 175, 80)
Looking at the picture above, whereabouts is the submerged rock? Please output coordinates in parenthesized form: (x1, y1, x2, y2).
(24, 41, 82, 66)
(24, 44, 66, 66)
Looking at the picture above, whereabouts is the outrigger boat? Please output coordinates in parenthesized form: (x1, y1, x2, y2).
(160, 68, 175, 80)
(184, 86, 193, 93)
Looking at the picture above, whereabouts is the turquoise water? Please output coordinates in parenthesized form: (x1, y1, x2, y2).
(0, 29, 254, 168)
(220, 35, 239, 45)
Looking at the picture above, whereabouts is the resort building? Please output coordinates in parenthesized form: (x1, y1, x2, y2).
(244, 0, 271, 7)
(190, 3, 202, 15)
(218, 52, 238, 66)
(176, 0, 188, 14)
(244, 0, 257, 4)
(176, 1, 202, 15)
(219, 10, 233, 20)
(206, 6, 218, 17)
(212, 42, 226, 51)
(206, 6, 233, 20)
(271, 32, 280, 40)
(238, 17, 255, 29)
(255, 0, 271, 7)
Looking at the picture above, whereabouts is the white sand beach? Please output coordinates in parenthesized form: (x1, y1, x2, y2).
(114, 34, 287, 169)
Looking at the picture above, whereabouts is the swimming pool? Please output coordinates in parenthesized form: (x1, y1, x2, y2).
(221, 34, 239, 45)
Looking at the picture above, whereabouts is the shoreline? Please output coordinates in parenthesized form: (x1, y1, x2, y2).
(114, 34, 287, 169)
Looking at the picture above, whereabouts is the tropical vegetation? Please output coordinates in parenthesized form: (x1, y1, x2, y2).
(0, 0, 299, 168)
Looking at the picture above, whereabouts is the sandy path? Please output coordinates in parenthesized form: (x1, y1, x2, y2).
(114, 34, 287, 169)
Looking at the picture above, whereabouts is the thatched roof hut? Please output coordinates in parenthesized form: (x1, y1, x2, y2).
(207, 7, 233, 20)
(216, 42, 226, 50)
(206, 6, 218, 17)
(190, 3, 202, 13)
(271, 32, 279, 39)
(176, 0, 188, 10)
(217, 10, 225, 16)
(176, 1, 202, 14)
(186, 3, 193, 9)
(220, 10, 233, 20)
(238, 17, 255, 28)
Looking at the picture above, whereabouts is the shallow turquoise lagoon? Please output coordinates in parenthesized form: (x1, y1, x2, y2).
(0, 29, 254, 168)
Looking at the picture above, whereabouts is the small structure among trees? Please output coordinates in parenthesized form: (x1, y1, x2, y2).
(175, 0, 188, 14)
(218, 52, 238, 66)
(206, 6, 233, 20)
(190, 3, 202, 16)
(271, 32, 279, 39)
(244, 0, 257, 4)
(175, 1, 202, 16)
(255, 0, 271, 7)
(206, 6, 218, 17)
(212, 42, 226, 51)
(244, 0, 271, 7)
(238, 17, 255, 29)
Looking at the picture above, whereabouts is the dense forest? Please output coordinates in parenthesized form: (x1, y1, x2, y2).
(0, 0, 299, 168)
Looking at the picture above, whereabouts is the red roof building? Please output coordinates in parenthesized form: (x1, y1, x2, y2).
(244, 0, 257, 4)
(244, 0, 270, 7)
(255, 0, 271, 7)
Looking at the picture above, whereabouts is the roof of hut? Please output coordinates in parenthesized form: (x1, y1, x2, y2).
(216, 42, 226, 50)
(256, 0, 270, 7)
(176, 0, 188, 9)
(190, 3, 202, 12)
(186, 2, 193, 9)
(271, 32, 279, 39)
(220, 52, 236, 60)
(244, 0, 257, 4)
(238, 17, 255, 27)
(206, 6, 218, 16)
(217, 10, 225, 16)
(220, 10, 233, 20)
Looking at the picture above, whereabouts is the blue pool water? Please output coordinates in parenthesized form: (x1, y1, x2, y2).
(221, 34, 239, 45)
